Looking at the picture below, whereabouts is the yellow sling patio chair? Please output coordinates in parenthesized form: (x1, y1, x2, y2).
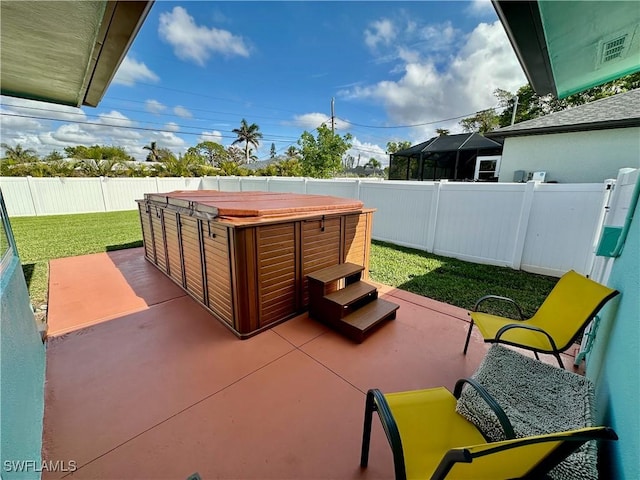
(360, 380, 618, 480)
(462, 270, 619, 368)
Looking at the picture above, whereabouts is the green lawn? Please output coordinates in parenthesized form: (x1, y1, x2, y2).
(369, 241, 557, 317)
(10, 210, 558, 316)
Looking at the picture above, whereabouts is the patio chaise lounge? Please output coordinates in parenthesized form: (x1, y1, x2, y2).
(462, 270, 619, 368)
(360, 379, 618, 480)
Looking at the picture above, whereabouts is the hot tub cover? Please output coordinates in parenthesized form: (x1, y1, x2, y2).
(144, 190, 364, 219)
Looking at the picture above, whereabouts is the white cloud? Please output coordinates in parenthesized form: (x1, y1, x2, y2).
(348, 138, 389, 167)
(113, 56, 159, 86)
(146, 99, 166, 114)
(51, 124, 99, 145)
(198, 130, 223, 144)
(165, 122, 180, 132)
(1, 96, 86, 122)
(364, 19, 396, 50)
(158, 6, 249, 66)
(291, 112, 349, 131)
(466, 0, 496, 18)
(343, 21, 526, 139)
(173, 105, 192, 118)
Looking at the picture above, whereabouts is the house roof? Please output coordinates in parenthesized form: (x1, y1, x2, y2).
(1, 1, 153, 107)
(393, 133, 502, 157)
(487, 89, 640, 139)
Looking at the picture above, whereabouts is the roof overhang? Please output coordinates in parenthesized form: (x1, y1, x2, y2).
(1, 1, 153, 108)
(486, 118, 640, 140)
(493, 1, 640, 98)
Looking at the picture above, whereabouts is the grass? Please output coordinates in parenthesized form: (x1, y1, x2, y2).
(10, 211, 558, 317)
(369, 240, 558, 317)
(11, 210, 143, 308)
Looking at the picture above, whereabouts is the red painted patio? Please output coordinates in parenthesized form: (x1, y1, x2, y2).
(42, 248, 577, 479)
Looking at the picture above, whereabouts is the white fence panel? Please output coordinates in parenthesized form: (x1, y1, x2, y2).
(200, 176, 219, 190)
(359, 182, 436, 250)
(30, 177, 105, 215)
(521, 183, 607, 276)
(156, 177, 201, 192)
(0, 177, 36, 216)
(306, 179, 359, 199)
(101, 177, 158, 211)
(433, 183, 526, 267)
(217, 177, 242, 192)
(239, 177, 269, 191)
(267, 177, 306, 193)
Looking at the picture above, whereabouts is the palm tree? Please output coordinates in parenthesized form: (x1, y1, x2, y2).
(1, 143, 37, 163)
(143, 141, 160, 162)
(232, 119, 263, 164)
(286, 146, 299, 159)
(366, 158, 382, 176)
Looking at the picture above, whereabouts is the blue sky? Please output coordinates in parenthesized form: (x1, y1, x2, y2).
(1, 1, 527, 165)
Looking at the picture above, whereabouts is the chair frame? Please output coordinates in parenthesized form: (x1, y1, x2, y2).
(361, 378, 515, 480)
(360, 379, 618, 480)
(463, 286, 619, 369)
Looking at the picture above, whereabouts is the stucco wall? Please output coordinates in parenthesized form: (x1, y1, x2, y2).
(586, 204, 639, 479)
(498, 127, 640, 183)
(1, 253, 46, 479)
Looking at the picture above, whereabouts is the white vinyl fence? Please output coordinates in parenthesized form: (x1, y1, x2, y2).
(0, 175, 612, 277)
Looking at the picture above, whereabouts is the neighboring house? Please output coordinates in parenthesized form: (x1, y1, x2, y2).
(388, 133, 503, 181)
(486, 89, 640, 183)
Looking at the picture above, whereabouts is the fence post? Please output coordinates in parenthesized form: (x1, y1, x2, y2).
(425, 181, 445, 253)
(99, 176, 109, 212)
(511, 180, 536, 270)
(25, 175, 40, 216)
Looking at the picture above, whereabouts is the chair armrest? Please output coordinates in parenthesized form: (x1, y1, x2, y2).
(454, 378, 515, 440)
(367, 389, 406, 478)
(472, 295, 524, 319)
(495, 324, 559, 352)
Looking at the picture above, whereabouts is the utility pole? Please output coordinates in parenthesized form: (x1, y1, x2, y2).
(510, 95, 519, 125)
(331, 97, 335, 134)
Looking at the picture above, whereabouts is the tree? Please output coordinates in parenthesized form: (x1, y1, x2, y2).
(1, 143, 38, 163)
(78, 158, 124, 177)
(285, 146, 299, 159)
(435, 128, 450, 136)
(143, 141, 160, 162)
(64, 145, 132, 161)
(270, 143, 277, 159)
(386, 141, 412, 154)
(365, 158, 382, 176)
(496, 71, 640, 128)
(44, 150, 64, 162)
(459, 109, 499, 134)
(188, 141, 227, 167)
(232, 119, 263, 164)
(298, 124, 352, 179)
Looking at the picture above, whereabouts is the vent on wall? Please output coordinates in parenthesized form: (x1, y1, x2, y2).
(596, 27, 635, 68)
(603, 35, 628, 62)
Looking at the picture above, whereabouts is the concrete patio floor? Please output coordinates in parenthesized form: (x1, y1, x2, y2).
(42, 248, 577, 479)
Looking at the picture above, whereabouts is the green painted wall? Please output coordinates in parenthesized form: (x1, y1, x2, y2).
(587, 207, 640, 479)
(1, 253, 46, 479)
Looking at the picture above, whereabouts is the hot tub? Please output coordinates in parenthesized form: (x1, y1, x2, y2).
(136, 191, 374, 338)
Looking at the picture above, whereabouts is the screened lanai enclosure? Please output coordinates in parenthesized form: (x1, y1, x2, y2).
(388, 133, 503, 181)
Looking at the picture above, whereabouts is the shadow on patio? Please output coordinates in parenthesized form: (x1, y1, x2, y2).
(42, 248, 576, 479)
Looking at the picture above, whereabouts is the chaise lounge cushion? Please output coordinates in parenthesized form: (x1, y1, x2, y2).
(456, 345, 597, 480)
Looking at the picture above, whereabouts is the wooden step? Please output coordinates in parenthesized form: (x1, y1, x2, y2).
(324, 281, 377, 308)
(330, 298, 399, 343)
(307, 262, 363, 285)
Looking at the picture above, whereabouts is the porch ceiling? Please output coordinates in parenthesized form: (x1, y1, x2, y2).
(0, 1, 152, 107)
(493, 1, 640, 98)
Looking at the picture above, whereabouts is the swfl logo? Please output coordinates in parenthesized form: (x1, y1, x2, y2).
(3, 460, 78, 473)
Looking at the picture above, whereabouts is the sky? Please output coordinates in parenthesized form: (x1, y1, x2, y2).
(0, 0, 528, 166)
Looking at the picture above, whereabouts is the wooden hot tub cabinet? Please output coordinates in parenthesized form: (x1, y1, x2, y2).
(136, 191, 374, 338)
